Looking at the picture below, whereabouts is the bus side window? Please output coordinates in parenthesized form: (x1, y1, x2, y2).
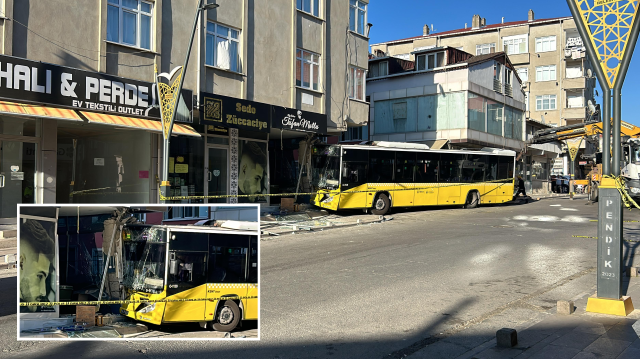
(486, 156, 499, 180)
(498, 156, 512, 180)
(248, 236, 258, 283)
(368, 150, 395, 183)
(209, 246, 248, 283)
(416, 152, 437, 182)
(439, 154, 463, 182)
(461, 155, 486, 183)
(396, 152, 416, 183)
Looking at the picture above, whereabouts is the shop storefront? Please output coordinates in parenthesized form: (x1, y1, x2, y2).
(0, 54, 197, 217)
(199, 92, 271, 204)
(269, 106, 328, 199)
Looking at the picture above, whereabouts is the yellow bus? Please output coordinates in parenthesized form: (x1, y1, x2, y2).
(311, 142, 516, 215)
(119, 224, 258, 332)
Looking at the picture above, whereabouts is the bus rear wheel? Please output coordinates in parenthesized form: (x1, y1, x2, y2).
(212, 300, 241, 332)
(464, 191, 479, 209)
(372, 193, 390, 215)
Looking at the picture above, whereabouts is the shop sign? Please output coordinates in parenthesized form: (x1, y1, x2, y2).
(0, 54, 192, 120)
(200, 92, 270, 133)
(272, 106, 327, 134)
(579, 161, 587, 165)
(553, 158, 564, 169)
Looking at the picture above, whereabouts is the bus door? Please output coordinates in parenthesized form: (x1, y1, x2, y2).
(394, 152, 416, 206)
(415, 152, 439, 206)
(164, 232, 209, 322)
(205, 234, 251, 321)
(340, 149, 368, 209)
(367, 150, 395, 207)
(460, 154, 487, 201)
(438, 154, 462, 205)
(245, 236, 259, 320)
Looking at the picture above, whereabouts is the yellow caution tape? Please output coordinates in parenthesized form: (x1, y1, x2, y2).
(159, 178, 515, 201)
(603, 175, 640, 210)
(20, 295, 258, 307)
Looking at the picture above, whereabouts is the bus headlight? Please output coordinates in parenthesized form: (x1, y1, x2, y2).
(631, 187, 640, 194)
(321, 195, 334, 203)
(138, 303, 156, 313)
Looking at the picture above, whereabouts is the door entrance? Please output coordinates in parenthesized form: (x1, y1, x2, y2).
(205, 147, 228, 204)
(0, 140, 37, 218)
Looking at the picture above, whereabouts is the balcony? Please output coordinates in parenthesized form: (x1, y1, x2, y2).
(507, 53, 529, 65)
(563, 107, 586, 120)
(563, 77, 586, 89)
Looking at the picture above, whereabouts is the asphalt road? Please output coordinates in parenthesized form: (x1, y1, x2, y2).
(3, 196, 638, 358)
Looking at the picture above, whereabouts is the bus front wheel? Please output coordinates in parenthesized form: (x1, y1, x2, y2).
(372, 193, 390, 215)
(212, 300, 241, 332)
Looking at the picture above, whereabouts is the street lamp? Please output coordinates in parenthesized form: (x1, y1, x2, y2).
(157, 0, 219, 204)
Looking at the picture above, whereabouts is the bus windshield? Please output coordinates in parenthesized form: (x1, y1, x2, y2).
(122, 227, 167, 294)
(311, 145, 341, 190)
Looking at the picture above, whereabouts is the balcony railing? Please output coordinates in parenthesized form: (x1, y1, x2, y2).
(493, 79, 502, 93)
(505, 84, 513, 97)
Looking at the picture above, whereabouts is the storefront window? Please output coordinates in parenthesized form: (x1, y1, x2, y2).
(168, 136, 205, 203)
(57, 124, 152, 204)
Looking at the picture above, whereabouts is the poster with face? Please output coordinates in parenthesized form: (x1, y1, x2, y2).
(19, 217, 58, 314)
(237, 140, 268, 203)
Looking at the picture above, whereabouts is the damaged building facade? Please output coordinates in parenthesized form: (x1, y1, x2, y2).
(0, 0, 369, 220)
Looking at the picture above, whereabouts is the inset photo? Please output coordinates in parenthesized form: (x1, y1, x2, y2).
(18, 205, 259, 340)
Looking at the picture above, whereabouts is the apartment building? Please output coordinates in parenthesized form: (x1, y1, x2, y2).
(0, 0, 369, 218)
(367, 48, 526, 151)
(370, 10, 595, 193)
(371, 10, 596, 128)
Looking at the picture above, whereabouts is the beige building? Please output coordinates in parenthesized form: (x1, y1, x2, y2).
(0, 0, 370, 218)
(371, 10, 596, 128)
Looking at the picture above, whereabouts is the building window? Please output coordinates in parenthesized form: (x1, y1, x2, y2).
(505, 68, 512, 86)
(297, 0, 320, 17)
(525, 92, 529, 112)
(536, 95, 557, 111)
(349, 66, 366, 101)
(107, 0, 153, 50)
(503, 35, 527, 55)
(517, 68, 528, 82)
(165, 206, 209, 220)
(476, 43, 495, 55)
(536, 65, 557, 81)
(535, 36, 556, 53)
(418, 52, 444, 70)
(342, 126, 364, 141)
(206, 22, 240, 72)
(368, 61, 388, 78)
(417, 54, 426, 71)
(494, 62, 502, 81)
(566, 91, 584, 108)
(349, 0, 367, 36)
(296, 49, 320, 90)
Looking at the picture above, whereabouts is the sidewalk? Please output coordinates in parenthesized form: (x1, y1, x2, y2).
(408, 277, 640, 359)
(260, 205, 389, 238)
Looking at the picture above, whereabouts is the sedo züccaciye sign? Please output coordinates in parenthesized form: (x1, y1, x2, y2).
(0, 54, 191, 120)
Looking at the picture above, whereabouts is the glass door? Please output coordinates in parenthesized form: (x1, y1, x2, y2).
(0, 141, 37, 218)
(206, 147, 228, 203)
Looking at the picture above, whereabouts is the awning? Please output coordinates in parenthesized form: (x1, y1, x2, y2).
(426, 139, 449, 150)
(0, 101, 83, 122)
(81, 111, 200, 137)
